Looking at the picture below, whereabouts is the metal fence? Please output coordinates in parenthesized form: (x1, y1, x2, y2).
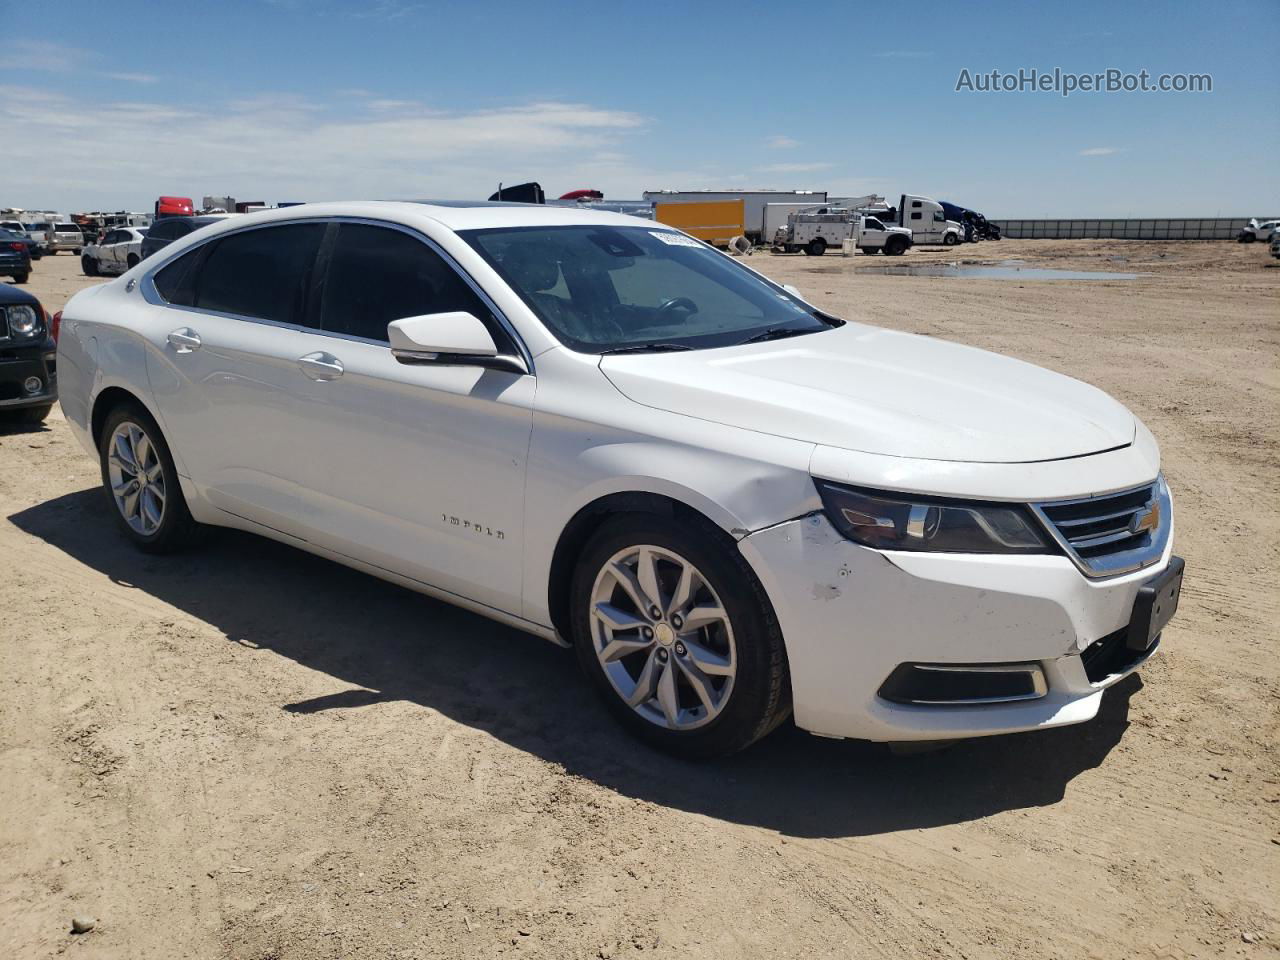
(990, 218, 1276, 240)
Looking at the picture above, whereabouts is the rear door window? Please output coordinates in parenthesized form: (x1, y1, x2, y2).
(192, 223, 325, 325)
(318, 223, 495, 344)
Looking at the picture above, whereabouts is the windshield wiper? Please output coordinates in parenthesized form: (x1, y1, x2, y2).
(598, 342, 695, 355)
(736, 326, 821, 346)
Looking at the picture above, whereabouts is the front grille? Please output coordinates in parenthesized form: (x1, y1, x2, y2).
(1033, 477, 1170, 578)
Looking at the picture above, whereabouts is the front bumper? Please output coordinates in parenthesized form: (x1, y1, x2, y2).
(0, 341, 58, 409)
(739, 512, 1175, 742)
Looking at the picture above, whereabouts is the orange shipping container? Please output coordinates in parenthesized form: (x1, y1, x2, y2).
(653, 199, 744, 247)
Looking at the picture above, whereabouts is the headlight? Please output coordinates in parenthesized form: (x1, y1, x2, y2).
(815, 481, 1050, 554)
(5, 305, 41, 338)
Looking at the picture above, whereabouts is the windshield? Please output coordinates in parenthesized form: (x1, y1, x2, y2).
(463, 225, 838, 353)
(56, 223, 81, 232)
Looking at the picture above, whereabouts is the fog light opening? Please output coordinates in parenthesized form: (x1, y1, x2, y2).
(23, 377, 43, 395)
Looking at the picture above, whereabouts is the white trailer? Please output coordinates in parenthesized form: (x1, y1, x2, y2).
(641, 190, 827, 241)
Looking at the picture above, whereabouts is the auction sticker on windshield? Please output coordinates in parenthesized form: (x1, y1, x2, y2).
(649, 231, 703, 247)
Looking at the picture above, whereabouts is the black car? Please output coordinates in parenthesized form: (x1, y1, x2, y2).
(0, 229, 33, 283)
(140, 215, 230, 259)
(0, 283, 56, 424)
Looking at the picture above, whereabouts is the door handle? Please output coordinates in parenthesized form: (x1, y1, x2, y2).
(297, 352, 344, 380)
(167, 328, 202, 353)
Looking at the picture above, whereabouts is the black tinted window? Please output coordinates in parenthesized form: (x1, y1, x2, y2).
(194, 224, 324, 325)
(149, 221, 176, 241)
(153, 249, 200, 305)
(319, 223, 490, 343)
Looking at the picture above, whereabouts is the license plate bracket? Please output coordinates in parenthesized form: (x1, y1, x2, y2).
(1127, 556, 1185, 652)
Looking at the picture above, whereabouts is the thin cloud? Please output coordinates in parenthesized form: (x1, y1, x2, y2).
(875, 50, 931, 59)
(0, 86, 650, 207)
(102, 72, 160, 84)
(1078, 146, 1125, 156)
(758, 161, 832, 174)
(765, 135, 798, 149)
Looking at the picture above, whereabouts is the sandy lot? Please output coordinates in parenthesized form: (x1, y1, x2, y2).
(1, 241, 1277, 959)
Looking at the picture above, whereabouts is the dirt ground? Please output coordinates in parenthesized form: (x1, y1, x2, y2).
(1, 240, 1277, 960)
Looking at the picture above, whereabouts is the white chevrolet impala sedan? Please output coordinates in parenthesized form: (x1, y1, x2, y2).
(55, 201, 1183, 757)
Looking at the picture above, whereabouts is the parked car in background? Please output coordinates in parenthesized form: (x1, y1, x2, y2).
(56, 201, 1182, 758)
(45, 222, 85, 255)
(0, 229, 33, 283)
(24, 222, 52, 253)
(1271, 229, 1280, 259)
(139, 214, 233, 259)
(1237, 218, 1279, 243)
(82, 226, 149, 277)
(0, 280, 56, 423)
(0, 221, 43, 260)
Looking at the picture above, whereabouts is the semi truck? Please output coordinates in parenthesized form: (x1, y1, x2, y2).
(888, 195, 964, 246)
(772, 207, 913, 256)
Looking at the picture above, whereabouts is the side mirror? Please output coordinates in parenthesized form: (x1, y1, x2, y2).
(388, 312, 527, 374)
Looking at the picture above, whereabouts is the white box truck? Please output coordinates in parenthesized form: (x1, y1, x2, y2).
(642, 190, 827, 242)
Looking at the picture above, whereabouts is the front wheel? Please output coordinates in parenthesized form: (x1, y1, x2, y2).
(1240, 234, 1256, 243)
(82, 255, 98, 277)
(885, 238, 909, 256)
(570, 513, 791, 759)
(12, 272, 29, 284)
(98, 403, 204, 553)
(943, 232, 959, 246)
(5, 404, 51, 424)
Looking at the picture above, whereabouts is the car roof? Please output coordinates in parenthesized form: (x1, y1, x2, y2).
(177, 200, 655, 236)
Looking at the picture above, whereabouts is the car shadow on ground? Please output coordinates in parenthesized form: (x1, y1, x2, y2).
(11, 488, 1141, 839)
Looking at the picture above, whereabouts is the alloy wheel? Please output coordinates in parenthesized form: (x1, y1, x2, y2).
(589, 545, 737, 730)
(107, 421, 166, 536)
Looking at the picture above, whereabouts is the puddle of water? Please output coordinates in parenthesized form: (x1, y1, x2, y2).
(857, 259, 1145, 280)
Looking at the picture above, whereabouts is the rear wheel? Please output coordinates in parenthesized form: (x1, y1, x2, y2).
(82, 255, 98, 277)
(13, 272, 29, 284)
(570, 513, 791, 759)
(804, 237, 827, 257)
(98, 403, 203, 553)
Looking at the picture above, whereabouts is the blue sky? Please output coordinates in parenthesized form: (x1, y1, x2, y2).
(2, 0, 1276, 216)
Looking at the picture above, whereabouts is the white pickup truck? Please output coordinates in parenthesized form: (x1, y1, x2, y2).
(773, 211, 914, 256)
(81, 226, 149, 277)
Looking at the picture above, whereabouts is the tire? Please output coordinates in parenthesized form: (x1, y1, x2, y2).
(1241, 234, 1256, 243)
(13, 272, 28, 284)
(885, 237, 908, 256)
(98, 402, 203, 553)
(73, 248, 82, 255)
(82, 255, 98, 277)
(943, 232, 959, 246)
(4, 404, 51, 425)
(861, 246, 881, 255)
(804, 237, 827, 257)
(126, 253, 140, 269)
(570, 513, 791, 759)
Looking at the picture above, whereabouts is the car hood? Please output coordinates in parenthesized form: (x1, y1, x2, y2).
(599, 322, 1136, 464)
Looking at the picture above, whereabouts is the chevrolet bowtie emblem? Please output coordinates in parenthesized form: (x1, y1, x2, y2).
(1129, 500, 1161, 535)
